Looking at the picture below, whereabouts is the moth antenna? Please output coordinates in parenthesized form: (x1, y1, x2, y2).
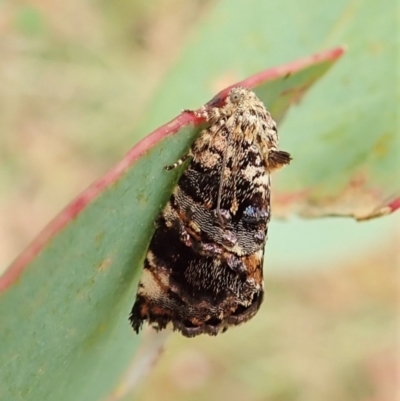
(216, 133, 230, 225)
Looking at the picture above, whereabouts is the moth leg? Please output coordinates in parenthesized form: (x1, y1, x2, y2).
(183, 106, 210, 119)
(184, 106, 227, 124)
(182, 108, 199, 115)
(164, 154, 191, 171)
(267, 148, 292, 171)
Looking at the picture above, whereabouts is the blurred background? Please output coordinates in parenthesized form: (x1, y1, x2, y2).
(0, 1, 398, 400)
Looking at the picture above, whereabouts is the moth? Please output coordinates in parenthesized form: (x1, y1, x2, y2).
(130, 87, 291, 337)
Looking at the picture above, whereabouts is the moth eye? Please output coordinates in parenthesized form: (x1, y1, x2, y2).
(230, 92, 241, 103)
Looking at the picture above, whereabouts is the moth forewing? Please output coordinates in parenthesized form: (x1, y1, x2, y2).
(130, 87, 291, 338)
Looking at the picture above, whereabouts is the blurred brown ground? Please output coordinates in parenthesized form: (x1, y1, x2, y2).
(0, 1, 398, 400)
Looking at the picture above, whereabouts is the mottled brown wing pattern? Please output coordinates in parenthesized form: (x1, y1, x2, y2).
(130, 87, 291, 337)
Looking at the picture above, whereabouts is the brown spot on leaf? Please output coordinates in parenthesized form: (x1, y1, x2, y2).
(97, 257, 112, 272)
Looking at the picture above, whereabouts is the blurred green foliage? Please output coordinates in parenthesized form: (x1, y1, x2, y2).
(0, 0, 397, 400)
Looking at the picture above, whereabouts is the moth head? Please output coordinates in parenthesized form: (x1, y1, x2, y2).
(228, 88, 244, 104)
(227, 87, 249, 106)
(207, 86, 252, 110)
(227, 87, 263, 111)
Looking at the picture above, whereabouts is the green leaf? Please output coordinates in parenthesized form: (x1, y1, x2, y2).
(0, 50, 342, 401)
